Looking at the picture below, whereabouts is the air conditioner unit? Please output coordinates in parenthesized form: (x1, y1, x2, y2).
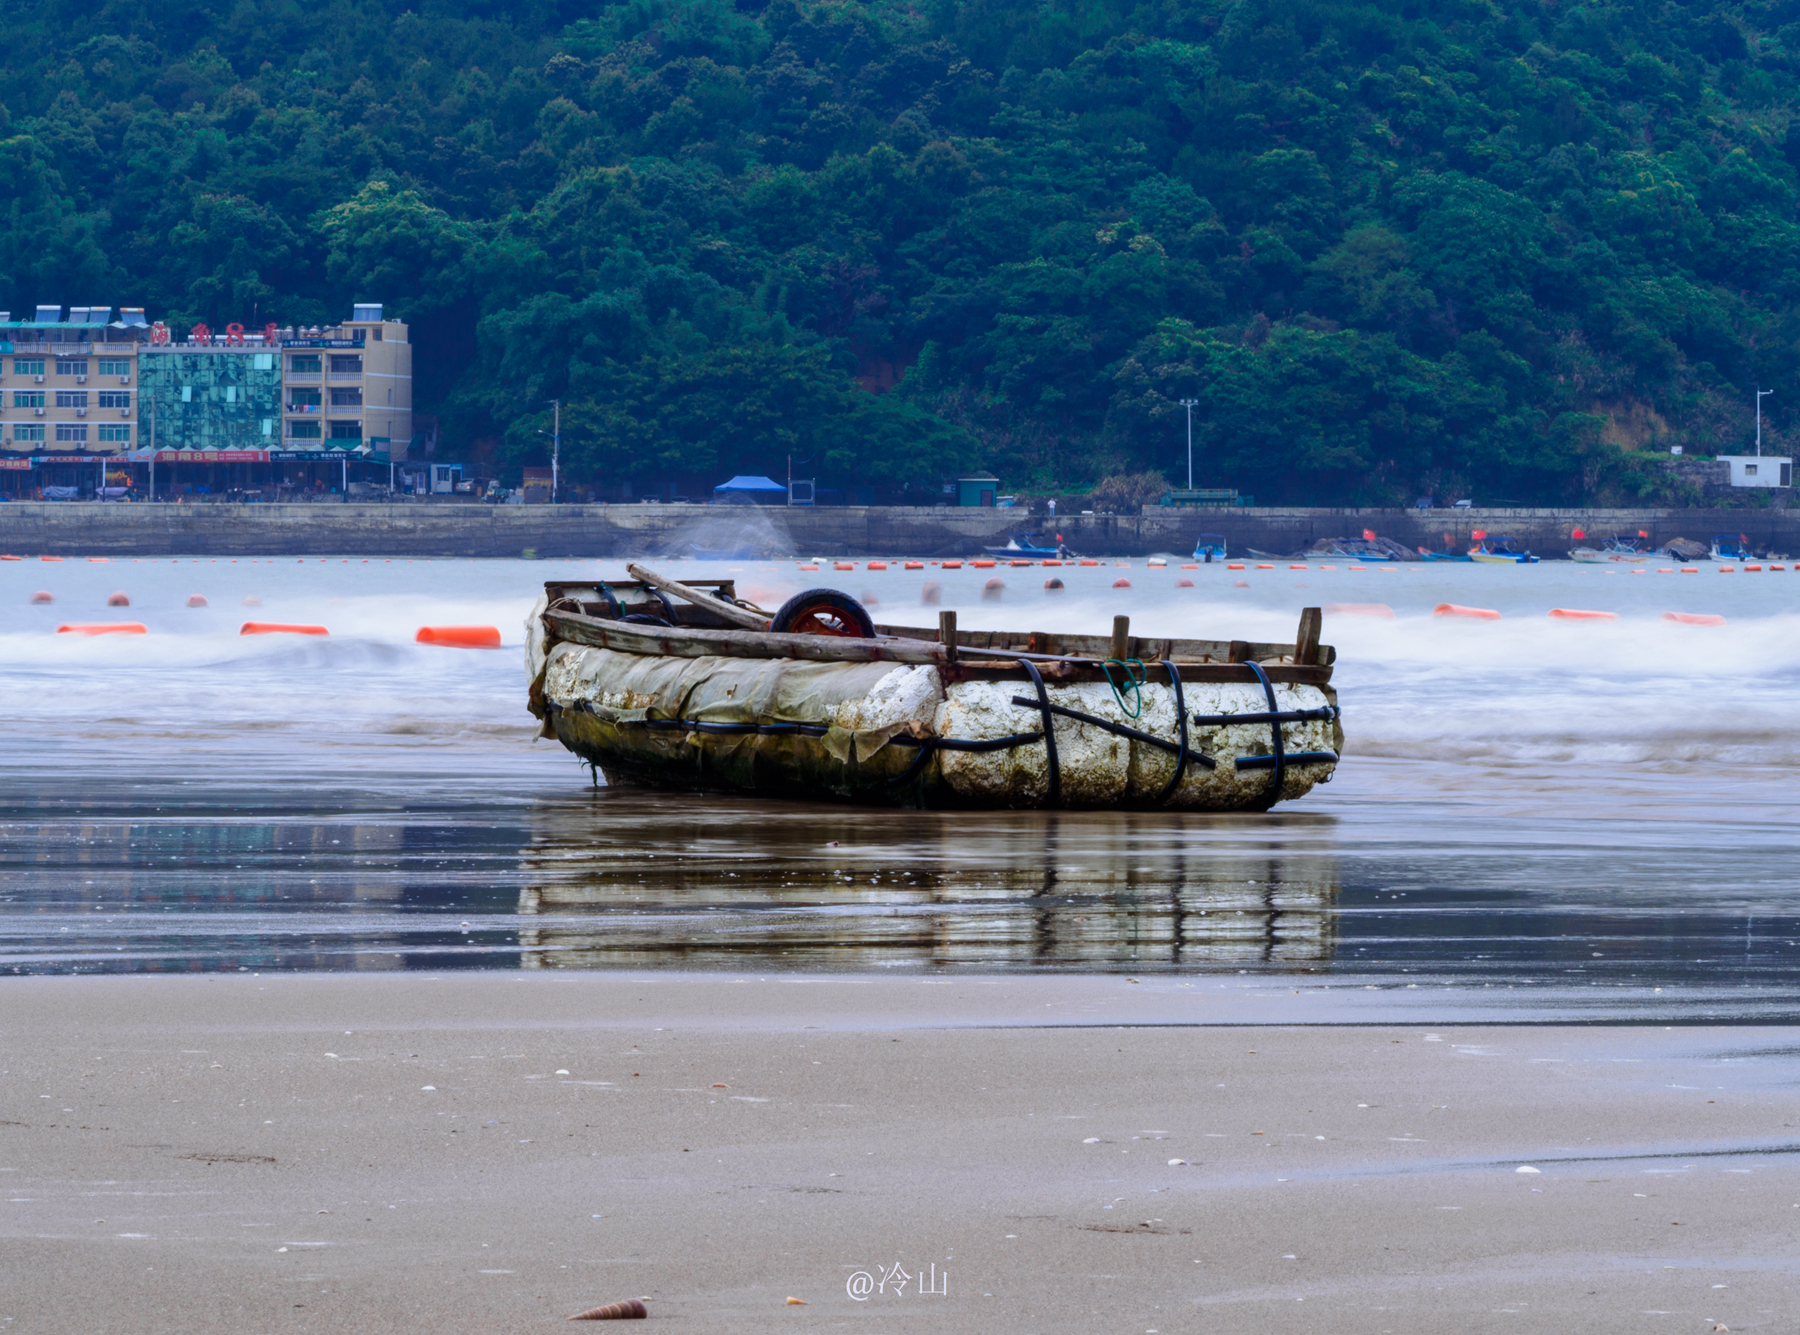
(76, 407, 86, 417)
(119, 407, 129, 417)
(76, 374, 86, 384)
(34, 407, 43, 416)
(34, 374, 44, 383)
(119, 376, 129, 385)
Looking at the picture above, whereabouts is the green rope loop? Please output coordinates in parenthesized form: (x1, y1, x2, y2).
(1102, 657, 1147, 719)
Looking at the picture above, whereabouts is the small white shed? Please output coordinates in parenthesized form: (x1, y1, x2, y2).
(1716, 455, 1792, 488)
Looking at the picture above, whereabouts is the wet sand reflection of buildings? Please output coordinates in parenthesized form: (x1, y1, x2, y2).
(513, 796, 1340, 972)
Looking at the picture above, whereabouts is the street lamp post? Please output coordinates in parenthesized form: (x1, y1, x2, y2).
(1178, 399, 1199, 490)
(1756, 387, 1773, 456)
(536, 398, 562, 503)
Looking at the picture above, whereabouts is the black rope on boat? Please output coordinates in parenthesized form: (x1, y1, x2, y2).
(1152, 660, 1191, 806)
(1018, 657, 1061, 807)
(1006, 695, 1219, 769)
(1242, 660, 1285, 808)
(1235, 751, 1339, 770)
(884, 730, 1047, 785)
(1189, 705, 1340, 726)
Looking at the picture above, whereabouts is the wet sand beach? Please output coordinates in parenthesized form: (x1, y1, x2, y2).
(2, 973, 1796, 1333)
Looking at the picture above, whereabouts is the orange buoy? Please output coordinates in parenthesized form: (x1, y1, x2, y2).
(1349, 565, 1368, 571)
(1256, 563, 1274, 569)
(941, 560, 963, 569)
(1045, 577, 1065, 590)
(1433, 603, 1501, 620)
(1745, 564, 1763, 572)
(1290, 564, 1308, 570)
(1663, 612, 1725, 626)
(972, 559, 996, 568)
(833, 562, 856, 571)
(40, 555, 63, 562)
(0, 554, 20, 561)
(1328, 602, 1395, 618)
(1176, 578, 1194, 588)
(867, 561, 888, 570)
(1008, 559, 1031, 567)
(240, 622, 329, 636)
(107, 591, 130, 606)
(186, 595, 208, 608)
(87, 557, 110, 563)
(797, 564, 819, 571)
(1548, 608, 1618, 620)
(29, 591, 53, 604)
(415, 625, 501, 649)
(904, 561, 923, 569)
(1226, 563, 1246, 570)
(1079, 559, 1100, 567)
(981, 577, 1004, 601)
(1042, 558, 1062, 567)
(57, 622, 147, 635)
(1112, 578, 1131, 588)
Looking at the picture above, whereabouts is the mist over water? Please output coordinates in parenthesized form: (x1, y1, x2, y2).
(2, 552, 1797, 1017)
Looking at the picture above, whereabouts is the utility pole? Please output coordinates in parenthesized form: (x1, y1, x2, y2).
(1179, 398, 1199, 490)
(1756, 387, 1773, 456)
(551, 398, 560, 503)
(148, 398, 156, 502)
(787, 453, 792, 506)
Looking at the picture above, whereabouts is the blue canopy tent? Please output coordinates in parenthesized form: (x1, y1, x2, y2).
(713, 474, 788, 504)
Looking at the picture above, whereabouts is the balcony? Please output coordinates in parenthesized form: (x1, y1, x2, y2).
(326, 371, 362, 383)
(286, 371, 322, 383)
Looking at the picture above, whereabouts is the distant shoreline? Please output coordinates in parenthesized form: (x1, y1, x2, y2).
(1, 500, 1792, 559)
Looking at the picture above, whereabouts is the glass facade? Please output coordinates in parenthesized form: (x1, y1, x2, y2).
(139, 350, 280, 451)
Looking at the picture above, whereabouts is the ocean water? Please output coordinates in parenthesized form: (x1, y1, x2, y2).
(2, 551, 1798, 1017)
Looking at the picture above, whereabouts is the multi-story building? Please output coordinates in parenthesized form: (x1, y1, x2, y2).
(282, 304, 413, 459)
(138, 342, 282, 454)
(0, 306, 147, 460)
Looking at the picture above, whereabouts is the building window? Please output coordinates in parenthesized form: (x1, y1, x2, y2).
(288, 421, 322, 439)
(288, 388, 321, 410)
(54, 390, 88, 408)
(253, 353, 274, 370)
(14, 359, 43, 376)
(225, 386, 237, 403)
(289, 355, 321, 373)
(1745, 464, 1759, 476)
(262, 418, 273, 436)
(180, 385, 192, 402)
(55, 424, 88, 442)
(328, 420, 362, 440)
(13, 425, 44, 442)
(54, 359, 88, 376)
(13, 391, 43, 408)
(98, 425, 131, 443)
(330, 387, 362, 406)
(97, 391, 129, 409)
(329, 355, 362, 374)
(96, 358, 130, 376)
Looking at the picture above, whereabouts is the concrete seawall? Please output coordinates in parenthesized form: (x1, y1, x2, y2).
(0, 501, 1794, 558)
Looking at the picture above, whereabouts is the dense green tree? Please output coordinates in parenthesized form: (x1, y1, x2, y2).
(1, 0, 1797, 501)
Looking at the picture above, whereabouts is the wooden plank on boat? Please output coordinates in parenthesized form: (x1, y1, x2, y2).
(544, 608, 949, 665)
(872, 623, 1335, 667)
(625, 562, 771, 631)
(945, 660, 1335, 685)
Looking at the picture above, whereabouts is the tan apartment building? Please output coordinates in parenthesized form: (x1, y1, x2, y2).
(282, 304, 413, 458)
(0, 306, 147, 460)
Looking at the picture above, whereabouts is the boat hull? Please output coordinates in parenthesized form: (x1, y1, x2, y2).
(537, 643, 1341, 811)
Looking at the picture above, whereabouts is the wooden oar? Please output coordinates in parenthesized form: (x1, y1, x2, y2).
(626, 562, 772, 631)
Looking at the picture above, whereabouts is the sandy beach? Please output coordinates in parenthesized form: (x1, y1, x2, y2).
(1, 973, 1794, 1333)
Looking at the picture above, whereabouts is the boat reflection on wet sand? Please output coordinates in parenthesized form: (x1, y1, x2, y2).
(513, 792, 1338, 971)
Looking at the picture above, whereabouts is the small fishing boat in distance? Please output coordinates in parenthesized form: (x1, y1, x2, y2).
(983, 532, 1066, 558)
(527, 563, 1342, 811)
(1712, 534, 1754, 562)
(1468, 536, 1541, 564)
(1193, 533, 1228, 562)
(1571, 536, 1650, 564)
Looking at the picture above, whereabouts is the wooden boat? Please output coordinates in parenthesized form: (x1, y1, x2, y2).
(527, 563, 1343, 811)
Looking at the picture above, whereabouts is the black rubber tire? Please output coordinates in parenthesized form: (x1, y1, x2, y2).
(769, 588, 876, 638)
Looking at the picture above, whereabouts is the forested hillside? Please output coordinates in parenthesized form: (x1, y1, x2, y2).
(6, 0, 1799, 503)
